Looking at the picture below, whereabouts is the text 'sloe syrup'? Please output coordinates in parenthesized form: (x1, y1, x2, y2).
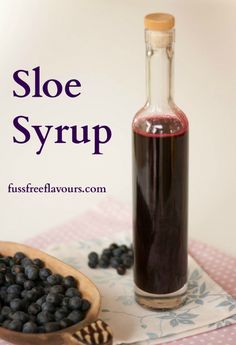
(133, 116, 188, 296)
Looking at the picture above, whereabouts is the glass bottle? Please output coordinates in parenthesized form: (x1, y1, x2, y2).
(132, 13, 189, 309)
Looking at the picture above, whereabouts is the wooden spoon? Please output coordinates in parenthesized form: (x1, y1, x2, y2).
(0, 242, 113, 345)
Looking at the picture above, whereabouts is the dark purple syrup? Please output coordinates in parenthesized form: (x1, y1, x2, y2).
(133, 115, 188, 294)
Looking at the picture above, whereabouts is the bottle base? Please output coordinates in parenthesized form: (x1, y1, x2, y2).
(135, 283, 187, 310)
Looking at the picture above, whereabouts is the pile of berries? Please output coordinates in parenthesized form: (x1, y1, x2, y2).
(0, 252, 91, 333)
(88, 243, 134, 275)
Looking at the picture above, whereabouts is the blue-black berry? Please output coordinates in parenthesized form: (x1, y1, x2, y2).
(7, 320, 23, 332)
(65, 288, 81, 298)
(69, 296, 82, 310)
(0, 250, 90, 333)
(37, 311, 54, 325)
(116, 265, 126, 275)
(10, 298, 23, 312)
(22, 321, 38, 333)
(63, 276, 77, 289)
(33, 258, 44, 268)
(39, 268, 52, 281)
(25, 265, 39, 281)
(44, 322, 61, 333)
(67, 310, 84, 324)
(13, 252, 26, 264)
(98, 257, 109, 268)
(42, 302, 56, 313)
(81, 299, 91, 312)
(28, 303, 41, 315)
(60, 318, 74, 329)
(47, 274, 63, 286)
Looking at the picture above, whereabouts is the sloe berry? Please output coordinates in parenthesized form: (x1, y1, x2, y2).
(44, 322, 61, 333)
(47, 274, 62, 286)
(22, 321, 38, 333)
(67, 310, 84, 324)
(63, 276, 77, 289)
(39, 268, 51, 281)
(69, 296, 82, 310)
(116, 265, 126, 275)
(24, 280, 35, 290)
(13, 252, 26, 264)
(8, 320, 22, 332)
(33, 258, 44, 268)
(65, 288, 81, 298)
(10, 298, 23, 312)
(28, 303, 41, 315)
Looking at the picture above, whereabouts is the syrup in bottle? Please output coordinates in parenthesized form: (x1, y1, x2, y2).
(133, 13, 189, 309)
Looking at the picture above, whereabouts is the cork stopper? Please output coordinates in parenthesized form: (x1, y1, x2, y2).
(144, 13, 175, 31)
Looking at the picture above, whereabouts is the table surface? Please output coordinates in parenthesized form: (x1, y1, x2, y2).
(0, 0, 236, 258)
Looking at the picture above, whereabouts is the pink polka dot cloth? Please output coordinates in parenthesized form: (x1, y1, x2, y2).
(1, 198, 235, 345)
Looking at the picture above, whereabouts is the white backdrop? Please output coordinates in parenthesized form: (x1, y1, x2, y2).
(0, 0, 235, 256)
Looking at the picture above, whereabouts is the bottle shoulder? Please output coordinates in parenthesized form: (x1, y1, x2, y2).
(133, 103, 189, 136)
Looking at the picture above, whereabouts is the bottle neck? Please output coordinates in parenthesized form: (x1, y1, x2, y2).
(145, 29, 174, 112)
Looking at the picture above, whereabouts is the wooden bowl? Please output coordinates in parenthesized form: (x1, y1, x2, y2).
(0, 241, 103, 345)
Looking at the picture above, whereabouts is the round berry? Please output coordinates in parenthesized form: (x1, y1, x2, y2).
(88, 252, 98, 261)
(0, 263, 7, 274)
(60, 318, 73, 329)
(122, 255, 133, 268)
(1, 306, 11, 318)
(10, 298, 23, 312)
(88, 261, 97, 269)
(44, 322, 61, 333)
(110, 257, 122, 268)
(67, 310, 84, 324)
(113, 247, 123, 257)
(63, 276, 77, 289)
(31, 286, 44, 297)
(69, 296, 82, 310)
(109, 243, 118, 250)
(5, 272, 15, 285)
(7, 284, 22, 295)
(32, 258, 44, 268)
(98, 257, 109, 268)
(50, 285, 65, 294)
(54, 309, 68, 321)
(25, 290, 38, 302)
(46, 293, 63, 305)
(28, 303, 41, 315)
(117, 265, 126, 275)
(102, 248, 112, 257)
(39, 268, 52, 281)
(47, 274, 63, 286)
(37, 311, 54, 325)
(13, 252, 26, 264)
(25, 265, 39, 281)
(81, 299, 91, 312)
(11, 311, 29, 323)
(8, 320, 23, 332)
(21, 258, 33, 268)
(15, 273, 27, 286)
(42, 302, 56, 313)
(36, 295, 47, 306)
(2, 319, 11, 328)
(11, 265, 24, 275)
(22, 321, 38, 333)
(62, 297, 70, 308)
(65, 288, 81, 298)
(24, 280, 35, 290)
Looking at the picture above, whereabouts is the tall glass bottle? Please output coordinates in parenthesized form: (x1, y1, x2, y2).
(132, 13, 189, 309)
